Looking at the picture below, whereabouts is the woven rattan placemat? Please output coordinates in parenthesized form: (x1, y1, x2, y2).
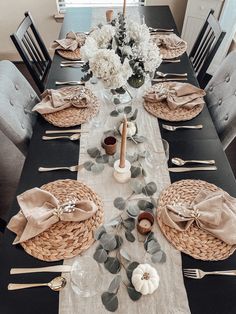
(143, 82, 204, 122)
(157, 179, 236, 261)
(43, 86, 101, 127)
(57, 48, 81, 60)
(21, 179, 104, 261)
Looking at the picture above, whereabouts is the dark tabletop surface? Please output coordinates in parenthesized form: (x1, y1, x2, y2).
(1, 6, 236, 314)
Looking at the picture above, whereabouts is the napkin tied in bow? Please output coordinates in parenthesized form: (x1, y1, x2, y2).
(51, 31, 86, 51)
(7, 187, 98, 244)
(144, 82, 205, 110)
(159, 190, 236, 245)
(32, 87, 90, 114)
(153, 33, 186, 50)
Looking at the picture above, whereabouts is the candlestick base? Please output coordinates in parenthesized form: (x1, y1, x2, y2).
(113, 159, 131, 183)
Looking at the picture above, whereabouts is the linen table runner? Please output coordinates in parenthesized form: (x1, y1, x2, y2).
(59, 81, 190, 314)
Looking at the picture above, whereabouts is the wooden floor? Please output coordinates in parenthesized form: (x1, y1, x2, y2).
(15, 62, 236, 178)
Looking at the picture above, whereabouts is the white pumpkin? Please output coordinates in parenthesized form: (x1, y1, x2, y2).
(131, 263, 160, 295)
(119, 121, 136, 138)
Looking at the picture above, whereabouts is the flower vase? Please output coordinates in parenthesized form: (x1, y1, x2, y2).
(128, 74, 145, 89)
(102, 85, 133, 106)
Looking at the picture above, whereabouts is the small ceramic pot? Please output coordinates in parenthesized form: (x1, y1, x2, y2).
(102, 136, 117, 155)
(137, 212, 154, 235)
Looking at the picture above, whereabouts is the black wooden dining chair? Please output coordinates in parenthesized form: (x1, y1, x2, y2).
(189, 10, 226, 88)
(11, 12, 51, 93)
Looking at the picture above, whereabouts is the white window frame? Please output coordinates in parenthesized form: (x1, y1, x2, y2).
(57, 0, 142, 14)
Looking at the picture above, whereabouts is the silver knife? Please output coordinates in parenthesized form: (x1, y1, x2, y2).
(55, 81, 85, 86)
(152, 78, 188, 82)
(60, 63, 83, 68)
(168, 166, 217, 172)
(10, 265, 72, 274)
(61, 60, 84, 64)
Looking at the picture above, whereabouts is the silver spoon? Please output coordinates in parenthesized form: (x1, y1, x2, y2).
(8, 276, 67, 291)
(156, 71, 187, 77)
(172, 157, 215, 166)
(42, 133, 80, 141)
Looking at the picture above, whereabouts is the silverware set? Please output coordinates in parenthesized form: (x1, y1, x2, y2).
(183, 269, 236, 279)
(162, 124, 203, 131)
(38, 164, 83, 172)
(55, 80, 85, 86)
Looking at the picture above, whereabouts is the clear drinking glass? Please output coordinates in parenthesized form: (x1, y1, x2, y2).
(70, 256, 103, 297)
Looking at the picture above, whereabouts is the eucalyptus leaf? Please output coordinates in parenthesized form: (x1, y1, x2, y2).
(114, 98, 121, 105)
(108, 275, 122, 294)
(100, 233, 117, 251)
(138, 150, 148, 158)
(147, 239, 161, 254)
(91, 163, 105, 174)
(119, 248, 131, 261)
(127, 205, 140, 218)
(108, 156, 115, 167)
(124, 106, 132, 114)
(126, 262, 139, 281)
(132, 135, 146, 143)
(115, 235, 123, 248)
(129, 108, 138, 121)
(113, 197, 126, 210)
(126, 153, 139, 163)
(130, 180, 143, 194)
(104, 257, 121, 274)
(94, 225, 106, 240)
(93, 247, 108, 263)
(96, 154, 109, 164)
(125, 231, 135, 242)
(151, 250, 166, 264)
(123, 218, 135, 231)
(127, 285, 142, 301)
(87, 147, 101, 158)
(150, 197, 158, 208)
(137, 200, 154, 211)
(105, 216, 122, 227)
(110, 110, 119, 117)
(142, 182, 157, 196)
(142, 168, 148, 177)
(83, 161, 95, 171)
(130, 166, 142, 178)
(101, 292, 118, 312)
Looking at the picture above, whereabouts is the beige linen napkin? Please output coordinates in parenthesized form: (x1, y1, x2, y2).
(159, 189, 236, 245)
(7, 187, 97, 244)
(51, 31, 86, 51)
(32, 87, 90, 114)
(153, 33, 186, 50)
(144, 82, 205, 110)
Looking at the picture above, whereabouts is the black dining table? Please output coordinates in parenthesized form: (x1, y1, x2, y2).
(1, 6, 236, 314)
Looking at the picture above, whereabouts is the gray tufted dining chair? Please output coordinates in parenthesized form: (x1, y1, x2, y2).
(205, 51, 236, 150)
(0, 60, 39, 155)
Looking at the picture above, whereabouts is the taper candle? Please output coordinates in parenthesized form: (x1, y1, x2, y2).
(123, 0, 127, 16)
(119, 115, 127, 168)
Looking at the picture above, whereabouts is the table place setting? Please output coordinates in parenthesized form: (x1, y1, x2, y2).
(143, 82, 205, 121)
(51, 31, 87, 61)
(151, 33, 187, 60)
(32, 86, 100, 127)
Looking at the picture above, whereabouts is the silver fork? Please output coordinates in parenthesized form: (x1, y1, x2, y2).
(183, 268, 236, 279)
(38, 164, 84, 172)
(156, 71, 187, 78)
(162, 124, 203, 131)
(60, 64, 83, 68)
(55, 81, 85, 86)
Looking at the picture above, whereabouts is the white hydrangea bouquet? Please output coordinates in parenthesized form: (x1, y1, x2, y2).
(80, 13, 162, 95)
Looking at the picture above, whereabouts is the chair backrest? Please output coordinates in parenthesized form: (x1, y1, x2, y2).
(0, 60, 39, 155)
(190, 10, 226, 88)
(205, 51, 236, 150)
(10, 12, 51, 93)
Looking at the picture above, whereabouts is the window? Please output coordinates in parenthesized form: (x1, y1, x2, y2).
(57, 0, 142, 14)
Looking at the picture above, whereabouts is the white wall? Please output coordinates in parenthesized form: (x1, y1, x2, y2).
(145, 0, 188, 33)
(0, 0, 60, 60)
